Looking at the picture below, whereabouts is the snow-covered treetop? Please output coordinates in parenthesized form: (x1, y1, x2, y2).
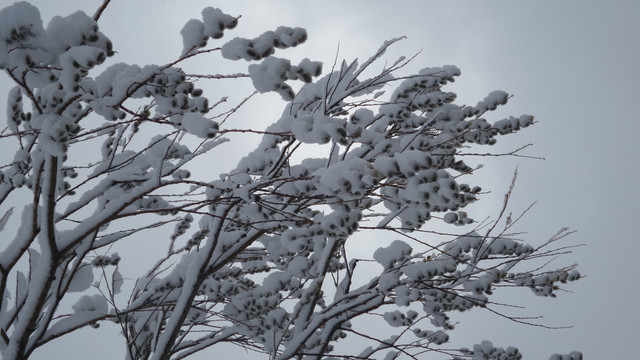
(0, 2, 581, 360)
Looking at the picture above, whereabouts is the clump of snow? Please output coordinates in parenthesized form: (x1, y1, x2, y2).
(473, 90, 509, 114)
(181, 7, 237, 55)
(221, 26, 307, 61)
(179, 112, 219, 138)
(72, 294, 108, 313)
(249, 57, 294, 98)
(413, 328, 449, 345)
(248, 57, 322, 100)
(201, 7, 237, 39)
(46, 10, 111, 56)
(373, 240, 412, 269)
(549, 351, 583, 360)
(58, 45, 106, 92)
(470, 340, 522, 360)
(0, 2, 50, 69)
(180, 19, 207, 56)
(38, 114, 80, 156)
(67, 265, 94, 293)
(6, 86, 28, 132)
(383, 310, 417, 327)
(91, 253, 121, 267)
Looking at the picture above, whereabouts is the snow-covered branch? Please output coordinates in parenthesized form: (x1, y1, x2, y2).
(0, 2, 581, 359)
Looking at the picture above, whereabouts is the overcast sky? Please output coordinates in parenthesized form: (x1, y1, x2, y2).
(1, 0, 639, 359)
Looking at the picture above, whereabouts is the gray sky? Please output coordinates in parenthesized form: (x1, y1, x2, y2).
(1, 0, 639, 359)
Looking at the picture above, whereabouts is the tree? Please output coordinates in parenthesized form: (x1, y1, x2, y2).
(0, 2, 582, 359)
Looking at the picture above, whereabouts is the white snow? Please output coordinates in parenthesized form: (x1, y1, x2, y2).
(373, 240, 412, 269)
(67, 264, 94, 293)
(180, 112, 219, 138)
(180, 19, 206, 55)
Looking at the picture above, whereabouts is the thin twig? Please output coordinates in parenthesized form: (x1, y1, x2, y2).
(93, 0, 112, 21)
